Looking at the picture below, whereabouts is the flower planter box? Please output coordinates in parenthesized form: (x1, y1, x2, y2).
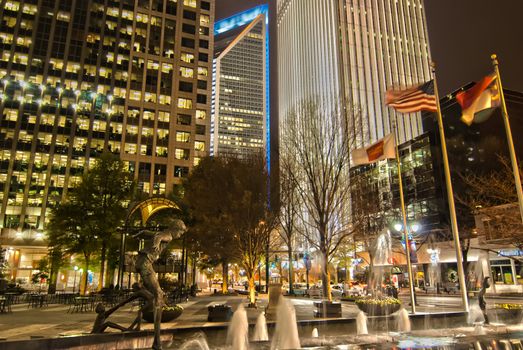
(356, 302, 401, 316)
(142, 308, 183, 323)
(207, 304, 233, 322)
(313, 301, 342, 318)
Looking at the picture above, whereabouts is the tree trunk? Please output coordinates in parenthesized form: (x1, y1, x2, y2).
(320, 249, 332, 301)
(222, 262, 229, 294)
(248, 276, 256, 306)
(80, 257, 90, 295)
(98, 241, 107, 291)
(288, 246, 294, 295)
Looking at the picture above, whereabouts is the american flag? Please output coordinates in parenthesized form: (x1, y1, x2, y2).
(386, 80, 437, 113)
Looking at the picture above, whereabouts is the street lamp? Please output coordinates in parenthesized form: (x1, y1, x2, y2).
(73, 266, 78, 293)
(393, 222, 420, 307)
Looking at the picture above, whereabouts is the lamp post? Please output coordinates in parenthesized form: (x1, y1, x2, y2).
(394, 222, 420, 306)
(73, 266, 78, 293)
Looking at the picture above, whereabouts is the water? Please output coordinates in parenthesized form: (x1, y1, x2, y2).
(312, 328, 319, 338)
(179, 334, 210, 350)
(468, 304, 486, 325)
(374, 230, 392, 266)
(270, 298, 301, 350)
(253, 312, 269, 342)
(226, 303, 249, 350)
(397, 308, 411, 333)
(356, 311, 368, 335)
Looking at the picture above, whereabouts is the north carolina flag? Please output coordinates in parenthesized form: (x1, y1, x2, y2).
(456, 74, 501, 126)
(351, 134, 396, 166)
(386, 80, 438, 113)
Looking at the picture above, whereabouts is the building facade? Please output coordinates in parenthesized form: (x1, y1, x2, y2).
(277, 0, 431, 146)
(211, 5, 268, 159)
(350, 86, 523, 293)
(0, 0, 214, 283)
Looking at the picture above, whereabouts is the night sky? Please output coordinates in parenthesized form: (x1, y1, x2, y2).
(216, 0, 523, 95)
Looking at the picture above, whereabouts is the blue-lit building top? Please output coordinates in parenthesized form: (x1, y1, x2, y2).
(213, 4, 270, 171)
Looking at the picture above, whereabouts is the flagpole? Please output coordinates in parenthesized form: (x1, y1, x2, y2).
(431, 63, 469, 312)
(491, 54, 523, 223)
(392, 115, 416, 314)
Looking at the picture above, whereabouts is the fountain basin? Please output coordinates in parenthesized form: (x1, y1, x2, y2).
(313, 301, 342, 318)
(207, 304, 233, 322)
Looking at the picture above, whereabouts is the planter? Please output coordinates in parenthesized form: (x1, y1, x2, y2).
(356, 302, 401, 316)
(142, 308, 183, 323)
(313, 301, 342, 318)
(207, 304, 233, 322)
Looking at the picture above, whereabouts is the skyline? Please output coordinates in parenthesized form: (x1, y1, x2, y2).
(217, 0, 523, 95)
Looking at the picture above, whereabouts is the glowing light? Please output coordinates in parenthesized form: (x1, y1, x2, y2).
(411, 223, 420, 233)
(56, 87, 63, 94)
(394, 223, 403, 232)
(74, 90, 81, 96)
(19, 81, 27, 88)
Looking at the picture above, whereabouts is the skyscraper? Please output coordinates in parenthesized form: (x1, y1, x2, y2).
(277, 0, 431, 146)
(212, 4, 269, 161)
(0, 0, 214, 281)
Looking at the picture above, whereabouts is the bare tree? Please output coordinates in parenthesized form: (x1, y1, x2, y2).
(277, 152, 301, 295)
(281, 97, 359, 301)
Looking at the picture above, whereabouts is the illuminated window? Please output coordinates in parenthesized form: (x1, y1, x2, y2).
(193, 157, 201, 166)
(194, 141, 205, 151)
(179, 66, 194, 78)
(176, 131, 190, 143)
(158, 111, 170, 122)
(200, 14, 210, 27)
(177, 98, 192, 109)
(197, 67, 208, 77)
(181, 52, 195, 63)
(183, 0, 196, 8)
(175, 148, 190, 160)
(196, 110, 206, 120)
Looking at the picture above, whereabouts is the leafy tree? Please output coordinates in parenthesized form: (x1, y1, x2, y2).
(47, 152, 134, 292)
(184, 155, 274, 305)
(184, 156, 241, 293)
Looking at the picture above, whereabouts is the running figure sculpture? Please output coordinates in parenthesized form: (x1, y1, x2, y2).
(478, 276, 490, 325)
(135, 219, 187, 350)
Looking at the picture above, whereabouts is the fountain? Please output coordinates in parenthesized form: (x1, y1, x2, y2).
(311, 328, 319, 338)
(179, 334, 210, 350)
(270, 298, 301, 350)
(397, 308, 411, 332)
(226, 304, 249, 350)
(356, 311, 368, 335)
(468, 304, 486, 325)
(252, 312, 269, 342)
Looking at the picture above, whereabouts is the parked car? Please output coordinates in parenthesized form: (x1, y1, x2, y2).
(330, 284, 344, 298)
(307, 285, 323, 298)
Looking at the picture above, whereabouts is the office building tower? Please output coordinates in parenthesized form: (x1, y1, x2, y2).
(212, 5, 269, 161)
(277, 0, 431, 146)
(0, 0, 214, 281)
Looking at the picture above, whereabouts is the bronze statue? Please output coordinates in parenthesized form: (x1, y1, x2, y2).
(478, 276, 490, 324)
(90, 218, 186, 350)
(134, 219, 187, 350)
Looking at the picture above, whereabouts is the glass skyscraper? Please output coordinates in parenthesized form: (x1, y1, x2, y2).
(277, 0, 431, 146)
(212, 5, 269, 161)
(0, 0, 214, 282)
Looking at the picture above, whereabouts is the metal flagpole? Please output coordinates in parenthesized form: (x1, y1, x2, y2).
(431, 63, 469, 312)
(392, 115, 416, 314)
(491, 54, 523, 223)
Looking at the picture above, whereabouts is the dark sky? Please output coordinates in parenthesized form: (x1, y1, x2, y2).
(216, 0, 523, 95)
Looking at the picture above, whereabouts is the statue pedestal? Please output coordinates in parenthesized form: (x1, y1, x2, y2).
(265, 283, 282, 318)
